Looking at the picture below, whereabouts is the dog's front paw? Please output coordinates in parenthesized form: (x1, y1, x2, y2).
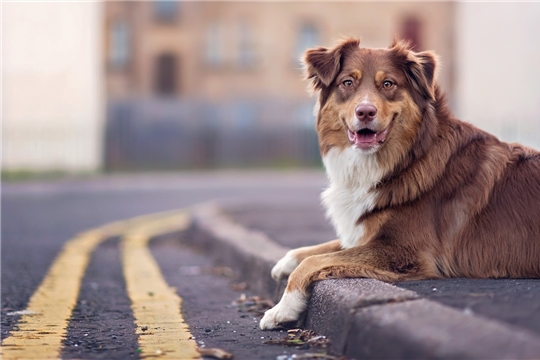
(260, 290, 307, 330)
(271, 251, 299, 281)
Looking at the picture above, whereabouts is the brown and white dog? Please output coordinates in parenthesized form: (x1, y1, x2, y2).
(260, 38, 540, 330)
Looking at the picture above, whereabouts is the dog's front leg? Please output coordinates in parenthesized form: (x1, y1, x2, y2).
(260, 245, 405, 330)
(271, 239, 342, 280)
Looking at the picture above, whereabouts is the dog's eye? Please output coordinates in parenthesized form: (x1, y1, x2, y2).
(342, 80, 353, 87)
(382, 80, 394, 89)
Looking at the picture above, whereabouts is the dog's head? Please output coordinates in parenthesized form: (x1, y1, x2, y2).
(303, 38, 438, 158)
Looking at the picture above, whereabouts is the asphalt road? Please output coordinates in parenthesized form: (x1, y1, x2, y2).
(3, 170, 540, 359)
(1, 171, 330, 359)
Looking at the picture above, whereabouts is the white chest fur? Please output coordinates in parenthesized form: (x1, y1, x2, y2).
(321, 147, 385, 249)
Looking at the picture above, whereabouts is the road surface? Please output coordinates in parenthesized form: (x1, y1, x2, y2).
(1, 171, 328, 359)
(3, 170, 539, 359)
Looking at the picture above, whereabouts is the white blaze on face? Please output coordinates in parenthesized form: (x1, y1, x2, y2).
(360, 95, 371, 105)
(347, 95, 373, 133)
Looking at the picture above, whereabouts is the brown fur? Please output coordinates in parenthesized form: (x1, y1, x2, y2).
(286, 38, 540, 297)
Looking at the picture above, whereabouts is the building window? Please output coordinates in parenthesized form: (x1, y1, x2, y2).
(110, 20, 130, 69)
(154, 1, 179, 23)
(154, 53, 178, 96)
(295, 23, 320, 65)
(205, 24, 223, 67)
(237, 21, 256, 68)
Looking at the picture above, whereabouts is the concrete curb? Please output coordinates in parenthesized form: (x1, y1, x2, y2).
(306, 280, 540, 359)
(186, 203, 287, 299)
(187, 203, 540, 359)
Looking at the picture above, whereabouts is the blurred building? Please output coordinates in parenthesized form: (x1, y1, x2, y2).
(3, 2, 540, 173)
(454, 2, 540, 148)
(104, 1, 456, 103)
(103, 1, 455, 170)
(3, 2, 104, 173)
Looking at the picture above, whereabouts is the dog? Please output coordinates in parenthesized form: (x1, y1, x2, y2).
(260, 38, 540, 330)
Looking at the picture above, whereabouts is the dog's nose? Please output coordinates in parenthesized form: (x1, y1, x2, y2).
(355, 104, 377, 122)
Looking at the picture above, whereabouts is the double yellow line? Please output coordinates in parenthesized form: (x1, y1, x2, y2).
(1, 210, 200, 359)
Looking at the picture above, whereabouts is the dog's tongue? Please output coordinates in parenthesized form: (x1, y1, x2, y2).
(357, 132, 377, 143)
(348, 130, 377, 148)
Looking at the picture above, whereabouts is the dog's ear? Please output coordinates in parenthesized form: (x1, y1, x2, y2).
(390, 39, 438, 101)
(303, 38, 360, 91)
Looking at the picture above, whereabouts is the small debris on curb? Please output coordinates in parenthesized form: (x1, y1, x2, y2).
(263, 329, 331, 349)
(211, 266, 235, 278)
(281, 353, 346, 360)
(178, 265, 235, 278)
(196, 347, 234, 359)
(232, 293, 274, 317)
(229, 282, 249, 291)
(276, 354, 346, 360)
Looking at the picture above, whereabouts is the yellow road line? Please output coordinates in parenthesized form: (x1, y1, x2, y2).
(1, 210, 194, 360)
(121, 212, 199, 359)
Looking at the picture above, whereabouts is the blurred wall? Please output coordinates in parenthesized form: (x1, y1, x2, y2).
(105, 2, 455, 102)
(6, 2, 539, 173)
(455, 2, 540, 148)
(2, 2, 103, 172)
(103, 2, 455, 170)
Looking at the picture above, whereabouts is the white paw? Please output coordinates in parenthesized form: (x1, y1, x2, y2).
(271, 250, 299, 281)
(260, 290, 307, 330)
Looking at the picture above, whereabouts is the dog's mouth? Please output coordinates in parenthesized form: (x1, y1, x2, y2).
(347, 126, 390, 150)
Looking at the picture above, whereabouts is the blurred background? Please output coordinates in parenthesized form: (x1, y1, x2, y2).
(3, 1, 540, 175)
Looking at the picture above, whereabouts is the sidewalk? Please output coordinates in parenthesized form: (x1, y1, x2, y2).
(187, 202, 540, 359)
